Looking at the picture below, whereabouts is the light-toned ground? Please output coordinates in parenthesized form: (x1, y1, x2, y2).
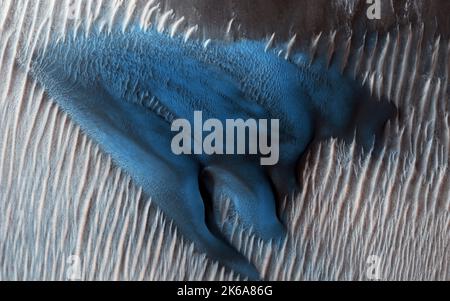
(0, 0, 448, 280)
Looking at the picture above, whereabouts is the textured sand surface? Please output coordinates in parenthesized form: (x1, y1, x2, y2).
(0, 0, 448, 280)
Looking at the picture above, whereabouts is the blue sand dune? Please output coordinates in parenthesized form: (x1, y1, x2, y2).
(28, 28, 396, 279)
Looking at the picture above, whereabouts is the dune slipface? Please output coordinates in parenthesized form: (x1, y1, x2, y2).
(28, 28, 396, 279)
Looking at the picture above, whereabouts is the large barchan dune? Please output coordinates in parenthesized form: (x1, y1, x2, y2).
(0, 0, 448, 280)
